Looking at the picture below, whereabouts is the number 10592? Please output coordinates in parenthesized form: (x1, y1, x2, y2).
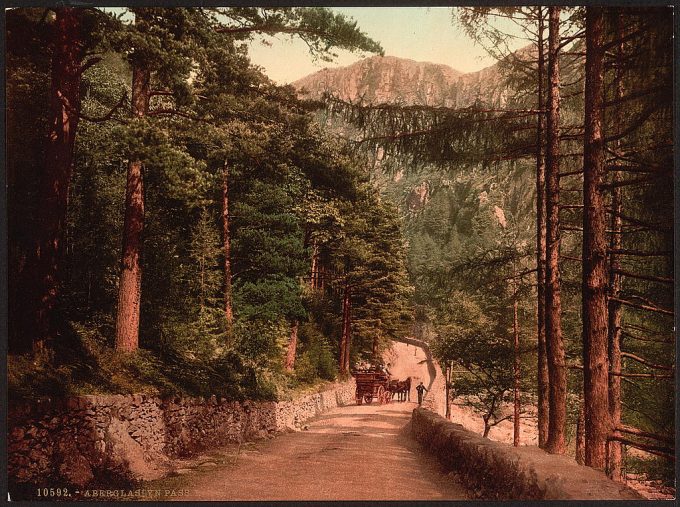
(36, 488, 69, 497)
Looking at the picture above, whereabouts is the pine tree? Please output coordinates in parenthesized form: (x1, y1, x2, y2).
(582, 5, 610, 470)
(544, 6, 567, 455)
(10, 7, 117, 357)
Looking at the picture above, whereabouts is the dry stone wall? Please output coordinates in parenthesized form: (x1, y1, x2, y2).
(8, 380, 356, 490)
(411, 408, 642, 500)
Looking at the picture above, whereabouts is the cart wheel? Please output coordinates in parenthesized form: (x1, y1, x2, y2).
(376, 386, 385, 405)
(364, 394, 373, 404)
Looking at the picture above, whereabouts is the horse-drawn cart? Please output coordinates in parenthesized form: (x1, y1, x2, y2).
(354, 370, 392, 405)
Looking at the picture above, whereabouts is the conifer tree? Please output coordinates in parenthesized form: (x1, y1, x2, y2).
(582, 5, 609, 470)
(10, 7, 117, 357)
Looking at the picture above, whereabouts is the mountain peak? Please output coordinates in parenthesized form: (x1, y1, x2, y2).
(293, 54, 504, 108)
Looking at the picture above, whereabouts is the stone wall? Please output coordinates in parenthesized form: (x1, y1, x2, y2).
(8, 380, 356, 490)
(411, 408, 642, 500)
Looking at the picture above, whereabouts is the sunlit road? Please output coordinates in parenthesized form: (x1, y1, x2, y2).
(159, 401, 468, 501)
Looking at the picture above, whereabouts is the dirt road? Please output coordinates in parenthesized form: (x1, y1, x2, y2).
(140, 341, 466, 501)
(385, 340, 446, 414)
(153, 401, 467, 501)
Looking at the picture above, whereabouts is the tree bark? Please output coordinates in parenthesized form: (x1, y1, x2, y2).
(544, 5, 567, 455)
(114, 57, 150, 353)
(18, 8, 85, 357)
(606, 12, 625, 482)
(222, 160, 233, 329)
(576, 402, 586, 465)
(483, 416, 491, 438)
(445, 362, 451, 420)
(319, 262, 325, 292)
(339, 283, 351, 374)
(513, 293, 521, 447)
(198, 243, 206, 312)
(344, 308, 352, 374)
(535, 7, 550, 449)
(285, 320, 299, 371)
(310, 238, 319, 289)
(582, 5, 610, 471)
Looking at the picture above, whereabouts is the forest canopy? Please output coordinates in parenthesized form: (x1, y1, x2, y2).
(7, 6, 410, 402)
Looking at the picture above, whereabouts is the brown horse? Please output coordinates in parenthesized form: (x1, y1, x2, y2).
(391, 377, 411, 402)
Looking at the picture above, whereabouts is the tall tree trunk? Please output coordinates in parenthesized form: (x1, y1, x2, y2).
(344, 318, 352, 374)
(483, 415, 491, 438)
(310, 239, 319, 289)
(339, 283, 351, 374)
(582, 5, 610, 471)
(222, 160, 233, 329)
(198, 249, 206, 312)
(535, 7, 550, 449)
(576, 401, 586, 465)
(513, 292, 521, 447)
(20, 8, 84, 356)
(114, 61, 150, 352)
(606, 12, 625, 482)
(544, 5, 567, 455)
(445, 362, 451, 419)
(318, 260, 325, 292)
(285, 321, 299, 371)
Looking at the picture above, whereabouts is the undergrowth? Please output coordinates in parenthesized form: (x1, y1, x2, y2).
(8, 319, 342, 403)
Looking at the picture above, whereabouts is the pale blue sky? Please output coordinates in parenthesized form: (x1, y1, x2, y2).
(100, 7, 528, 84)
(248, 7, 528, 84)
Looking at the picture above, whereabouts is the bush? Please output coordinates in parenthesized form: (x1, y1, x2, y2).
(295, 323, 337, 384)
(625, 455, 675, 487)
(8, 318, 274, 401)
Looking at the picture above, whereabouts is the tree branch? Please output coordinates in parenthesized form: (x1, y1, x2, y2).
(59, 90, 127, 123)
(609, 433, 674, 460)
(612, 268, 673, 285)
(621, 352, 674, 371)
(79, 56, 102, 75)
(608, 296, 673, 316)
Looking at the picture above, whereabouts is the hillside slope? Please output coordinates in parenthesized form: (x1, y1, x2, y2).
(293, 54, 535, 317)
(294, 54, 508, 108)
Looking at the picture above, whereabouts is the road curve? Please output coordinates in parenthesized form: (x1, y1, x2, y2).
(152, 402, 467, 501)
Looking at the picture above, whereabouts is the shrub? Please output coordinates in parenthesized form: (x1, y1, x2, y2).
(295, 323, 337, 384)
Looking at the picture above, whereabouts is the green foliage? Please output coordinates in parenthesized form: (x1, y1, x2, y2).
(6, 6, 399, 402)
(326, 189, 414, 362)
(216, 7, 384, 61)
(432, 293, 514, 430)
(8, 320, 262, 401)
(624, 455, 675, 488)
(294, 323, 338, 383)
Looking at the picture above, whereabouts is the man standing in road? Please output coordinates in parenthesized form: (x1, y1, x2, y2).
(415, 381, 428, 405)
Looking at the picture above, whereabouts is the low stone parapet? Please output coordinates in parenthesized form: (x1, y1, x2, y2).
(8, 379, 355, 491)
(411, 408, 642, 500)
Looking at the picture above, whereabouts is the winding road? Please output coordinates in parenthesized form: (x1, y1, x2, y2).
(162, 402, 467, 501)
(145, 341, 467, 501)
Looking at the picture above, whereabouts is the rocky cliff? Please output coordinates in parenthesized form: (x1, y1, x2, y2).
(294, 54, 509, 108)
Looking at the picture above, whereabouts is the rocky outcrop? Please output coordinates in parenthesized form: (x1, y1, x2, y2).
(411, 408, 643, 500)
(294, 54, 508, 108)
(8, 380, 356, 491)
